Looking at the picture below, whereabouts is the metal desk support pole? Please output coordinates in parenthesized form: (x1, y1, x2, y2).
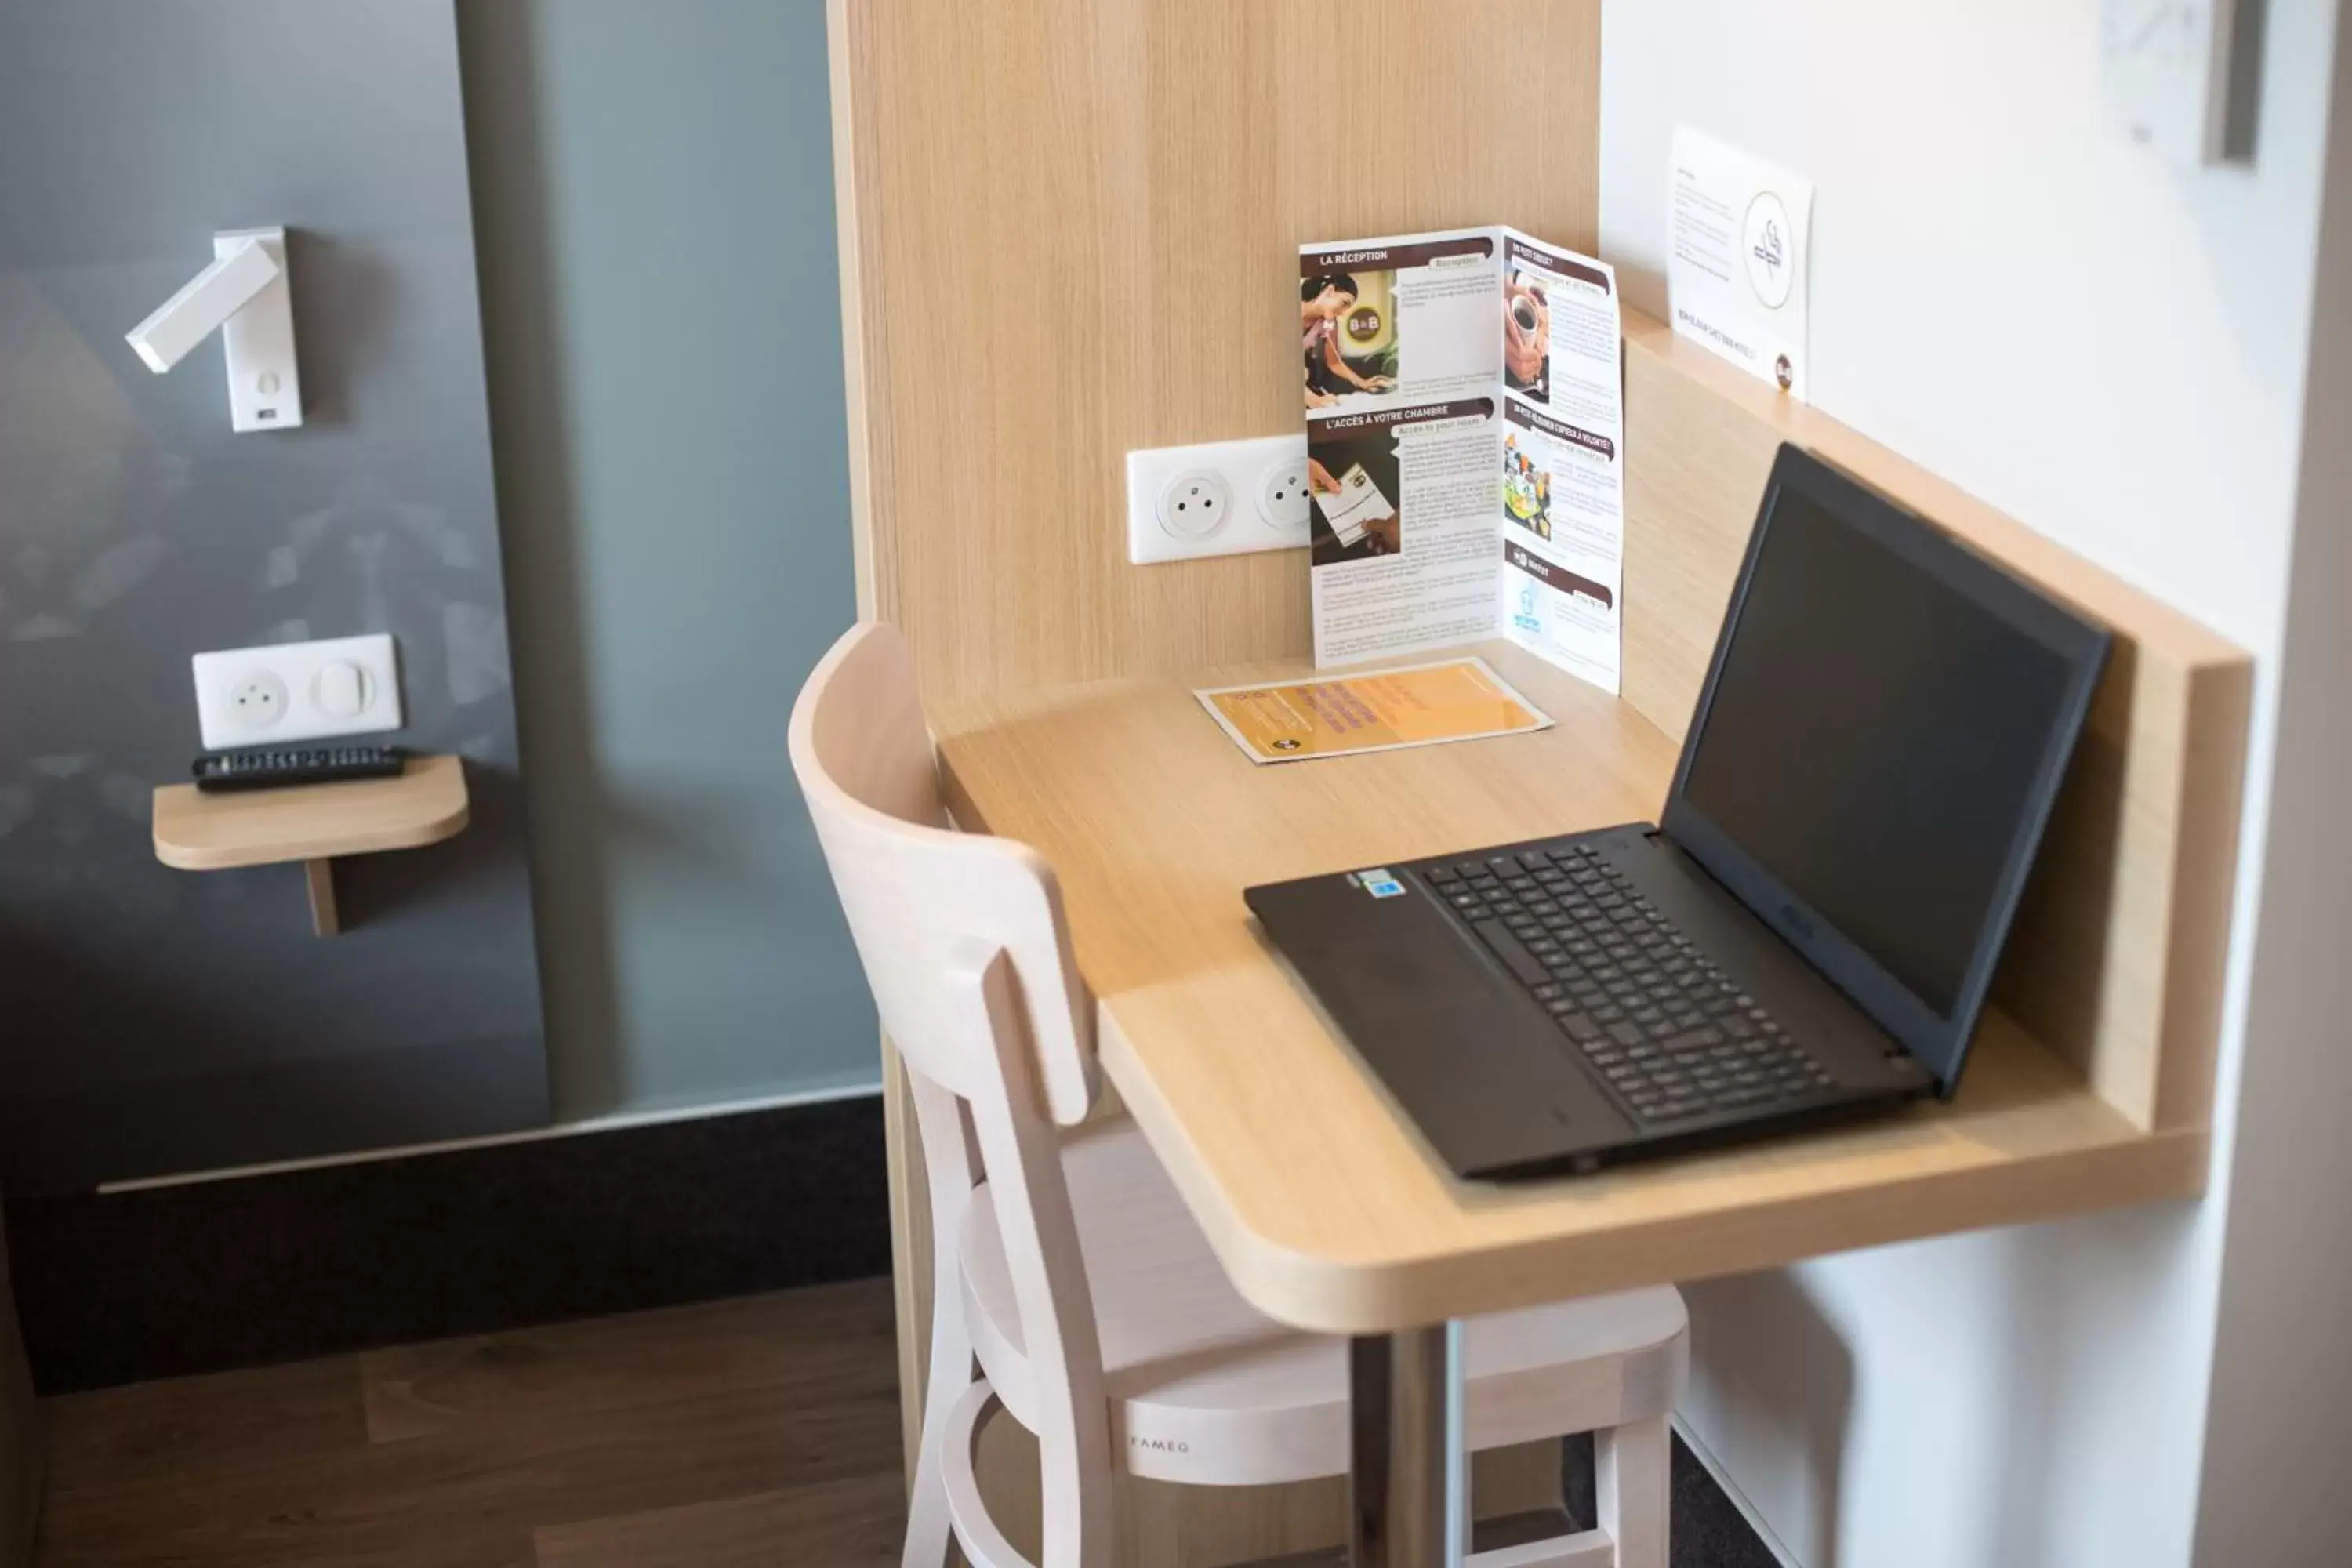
(1445, 1319, 1468, 1559)
(302, 858, 339, 936)
(1349, 1326, 1465, 1567)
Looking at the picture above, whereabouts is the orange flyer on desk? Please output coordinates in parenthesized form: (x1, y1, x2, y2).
(1195, 657, 1553, 764)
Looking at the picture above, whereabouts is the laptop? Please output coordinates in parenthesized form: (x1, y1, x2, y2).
(1247, 444, 2113, 1181)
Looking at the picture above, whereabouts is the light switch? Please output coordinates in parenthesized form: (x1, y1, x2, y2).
(314, 660, 367, 718)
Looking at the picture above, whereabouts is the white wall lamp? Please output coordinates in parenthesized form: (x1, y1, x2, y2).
(125, 227, 303, 432)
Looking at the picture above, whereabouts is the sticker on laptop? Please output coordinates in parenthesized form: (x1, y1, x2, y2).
(1353, 869, 1407, 898)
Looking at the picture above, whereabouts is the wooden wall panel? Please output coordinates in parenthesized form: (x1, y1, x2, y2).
(830, 4, 1605, 1556)
(1621, 311, 2252, 1136)
(832, 0, 1603, 697)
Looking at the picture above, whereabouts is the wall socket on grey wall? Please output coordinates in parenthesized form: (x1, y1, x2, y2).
(190, 633, 404, 750)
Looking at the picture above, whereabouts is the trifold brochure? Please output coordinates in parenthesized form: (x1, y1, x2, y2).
(1301, 227, 1626, 692)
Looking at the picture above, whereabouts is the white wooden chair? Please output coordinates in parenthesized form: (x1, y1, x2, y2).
(790, 623, 1689, 1568)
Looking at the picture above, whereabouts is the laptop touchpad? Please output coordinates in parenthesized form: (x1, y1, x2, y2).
(1332, 935, 1504, 1021)
(1308, 934, 1625, 1167)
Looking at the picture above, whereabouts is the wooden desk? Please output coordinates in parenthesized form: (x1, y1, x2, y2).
(931, 644, 2209, 1338)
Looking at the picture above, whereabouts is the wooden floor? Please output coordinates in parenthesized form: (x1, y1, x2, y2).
(31, 1279, 907, 1567)
(26, 1276, 1780, 1568)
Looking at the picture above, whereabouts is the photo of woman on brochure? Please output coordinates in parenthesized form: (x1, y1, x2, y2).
(1303, 273, 1399, 409)
(1307, 438, 1402, 564)
(1504, 271, 1550, 403)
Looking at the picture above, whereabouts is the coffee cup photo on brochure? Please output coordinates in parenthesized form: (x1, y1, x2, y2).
(1504, 269, 1551, 403)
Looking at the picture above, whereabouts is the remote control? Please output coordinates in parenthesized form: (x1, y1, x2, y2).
(191, 745, 408, 793)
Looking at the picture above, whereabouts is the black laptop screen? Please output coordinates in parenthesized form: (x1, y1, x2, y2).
(1662, 448, 2109, 1087)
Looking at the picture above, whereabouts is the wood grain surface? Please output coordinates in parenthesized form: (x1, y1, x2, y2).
(151, 753, 470, 871)
(33, 1279, 1570, 1568)
(1621, 311, 2252, 1134)
(828, 2, 1609, 1534)
(33, 1282, 902, 1568)
(932, 643, 2213, 1335)
(830, 0, 1603, 696)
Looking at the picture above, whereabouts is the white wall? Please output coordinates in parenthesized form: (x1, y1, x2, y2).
(2191, 23, 2352, 1561)
(1598, 2, 2341, 1564)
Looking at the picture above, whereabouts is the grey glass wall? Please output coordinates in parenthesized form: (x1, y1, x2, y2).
(0, 0, 880, 1189)
(0, 1, 546, 1189)
(461, 0, 877, 1120)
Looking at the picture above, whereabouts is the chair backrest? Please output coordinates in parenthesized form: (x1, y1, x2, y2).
(789, 622, 1110, 1564)
(788, 622, 1094, 1112)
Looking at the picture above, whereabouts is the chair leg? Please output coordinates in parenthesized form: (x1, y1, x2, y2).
(1595, 1416, 1670, 1568)
(903, 1298, 975, 1568)
(941, 1381, 1043, 1568)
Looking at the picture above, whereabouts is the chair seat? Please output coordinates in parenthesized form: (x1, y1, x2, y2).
(960, 1117, 1687, 1488)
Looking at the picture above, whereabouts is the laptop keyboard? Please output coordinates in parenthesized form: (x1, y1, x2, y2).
(1425, 844, 1838, 1127)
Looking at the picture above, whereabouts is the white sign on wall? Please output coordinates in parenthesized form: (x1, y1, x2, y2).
(1667, 126, 1817, 401)
(2101, 0, 2251, 166)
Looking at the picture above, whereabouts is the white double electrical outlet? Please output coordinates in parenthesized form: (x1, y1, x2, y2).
(191, 633, 403, 750)
(1127, 434, 1313, 564)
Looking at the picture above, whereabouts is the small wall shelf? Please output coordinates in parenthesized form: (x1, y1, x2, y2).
(152, 754, 470, 935)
